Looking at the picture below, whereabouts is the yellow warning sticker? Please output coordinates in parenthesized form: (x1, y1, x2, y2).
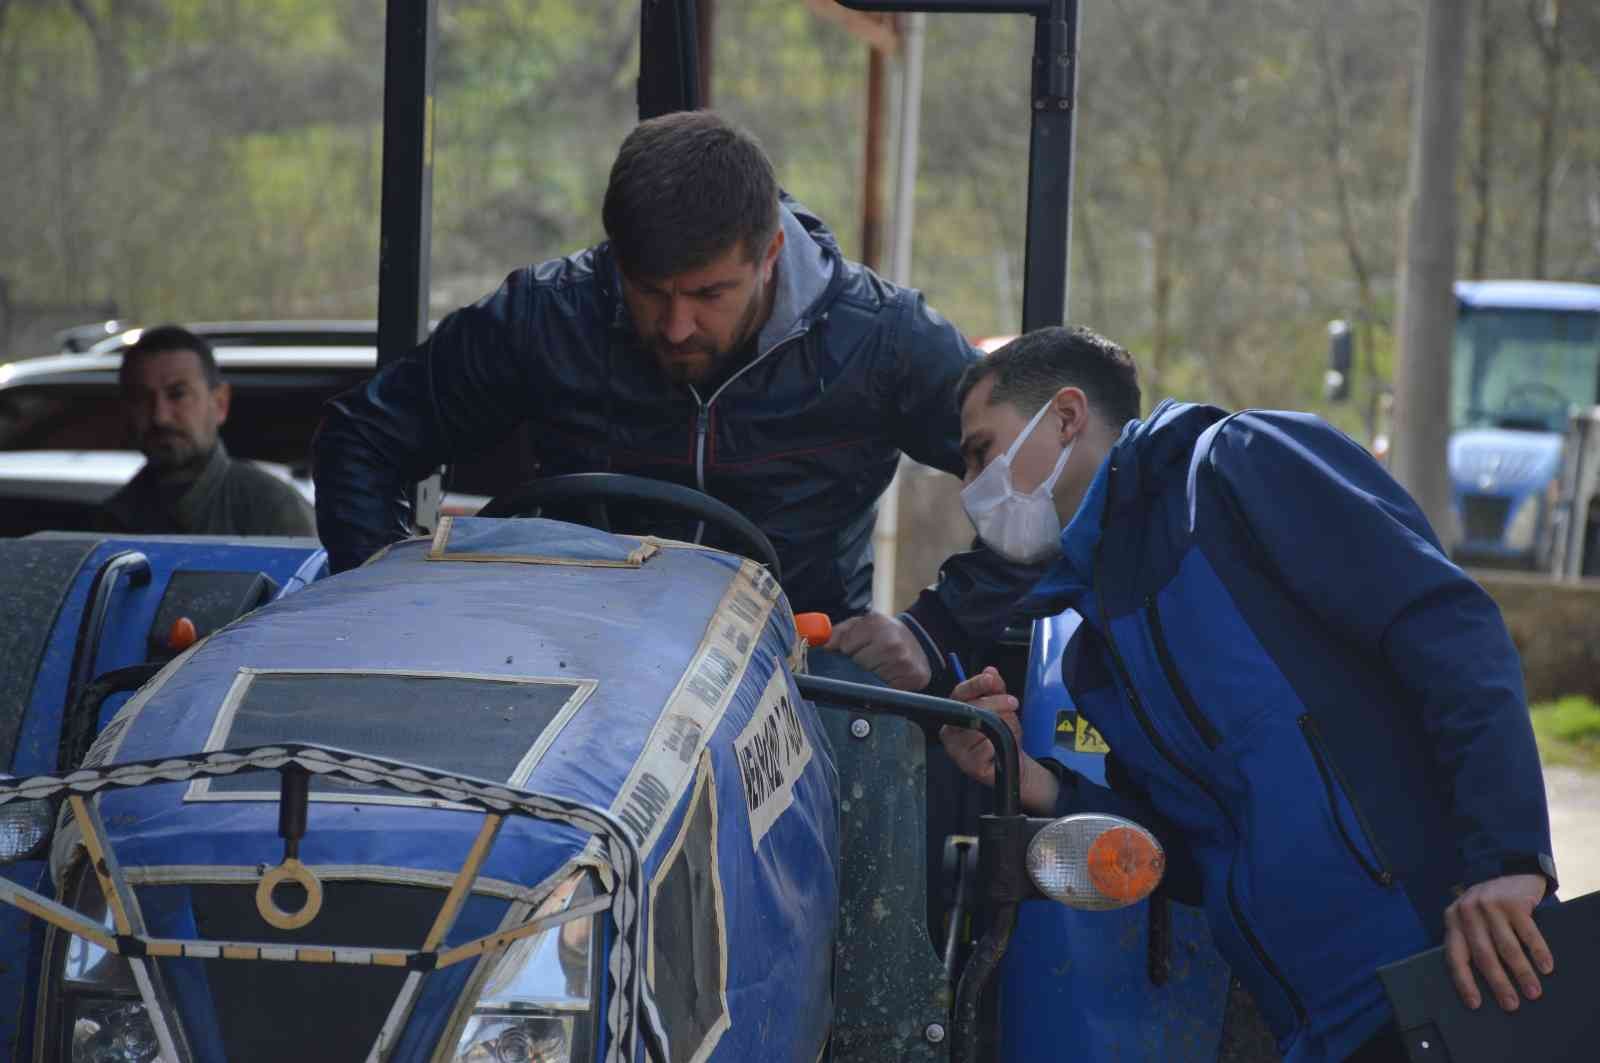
(1054, 710, 1110, 755)
(1074, 715, 1111, 754)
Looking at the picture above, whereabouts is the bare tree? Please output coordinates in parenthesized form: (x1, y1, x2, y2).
(1527, 0, 1564, 279)
(1468, 0, 1499, 279)
(1315, 9, 1383, 437)
(1107, 0, 1210, 386)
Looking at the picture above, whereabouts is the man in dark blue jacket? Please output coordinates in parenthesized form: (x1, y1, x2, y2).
(314, 109, 1037, 692)
(940, 327, 1557, 1063)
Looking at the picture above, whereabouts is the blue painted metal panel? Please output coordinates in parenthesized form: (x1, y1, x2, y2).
(999, 612, 1231, 1062)
(2, 535, 327, 1057)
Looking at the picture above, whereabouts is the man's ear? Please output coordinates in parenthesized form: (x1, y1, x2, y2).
(1051, 386, 1090, 444)
(212, 381, 232, 425)
(761, 227, 785, 282)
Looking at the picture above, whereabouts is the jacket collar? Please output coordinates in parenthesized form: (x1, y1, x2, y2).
(1019, 452, 1110, 615)
(1018, 399, 1229, 615)
(756, 202, 837, 358)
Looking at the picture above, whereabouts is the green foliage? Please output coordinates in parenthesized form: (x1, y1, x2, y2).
(1531, 696, 1600, 772)
(1533, 697, 1600, 744)
(1, 0, 1597, 434)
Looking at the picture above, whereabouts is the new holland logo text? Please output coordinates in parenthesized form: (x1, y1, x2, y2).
(735, 671, 813, 850)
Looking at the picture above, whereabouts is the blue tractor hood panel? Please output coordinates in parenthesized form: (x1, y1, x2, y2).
(1448, 427, 1563, 495)
(63, 519, 840, 1060)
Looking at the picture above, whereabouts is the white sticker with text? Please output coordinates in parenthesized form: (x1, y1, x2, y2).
(734, 670, 813, 851)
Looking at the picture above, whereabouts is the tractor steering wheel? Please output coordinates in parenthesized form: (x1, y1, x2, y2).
(478, 473, 782, 580)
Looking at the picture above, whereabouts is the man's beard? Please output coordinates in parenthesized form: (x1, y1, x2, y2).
(650, 281, 768, 387)
(142, 429, 210, 478)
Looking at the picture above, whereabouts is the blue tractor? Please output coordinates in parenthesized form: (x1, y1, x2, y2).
(1447, 281, 1600, 573)
(0, 484, 1210, 1062)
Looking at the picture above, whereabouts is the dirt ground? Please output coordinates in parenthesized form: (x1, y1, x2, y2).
(1544, 765, 1600, 899)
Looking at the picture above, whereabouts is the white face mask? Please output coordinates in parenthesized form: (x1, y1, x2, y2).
(961, 400, 1073, 564)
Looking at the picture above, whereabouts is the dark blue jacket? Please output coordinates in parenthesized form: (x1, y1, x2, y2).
(1028, 400, 1556, 1062)
(312, 200, 1041, 674)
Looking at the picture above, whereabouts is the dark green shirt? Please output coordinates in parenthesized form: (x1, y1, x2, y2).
(97, 443, 316, 537)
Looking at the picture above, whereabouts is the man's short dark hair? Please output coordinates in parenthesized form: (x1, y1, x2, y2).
(119, 325, 222, 391)
(602, 110, 780, 279)
(957, 326, 1142, 428)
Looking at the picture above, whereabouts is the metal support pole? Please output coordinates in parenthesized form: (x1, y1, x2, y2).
(378, 0, 440, 531)
(696, 0, 716, 107)
(1392, 0, 1470, 544)
(1020, 0, 1079, 331)
(862, 46, 889, 271)
(378, 0, 436, 364)
(872, 11, 926, 615)
(638, 0, 702, 120)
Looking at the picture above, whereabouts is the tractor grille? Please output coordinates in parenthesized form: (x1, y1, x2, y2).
(1461, 494, 1511, 542)
(184, 882, 440, 1061)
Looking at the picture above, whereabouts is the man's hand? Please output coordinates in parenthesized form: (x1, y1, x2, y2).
(1443, 873, 1553, 1012)
(937, 667, 1059, 814)
(824, 612, 932, 691)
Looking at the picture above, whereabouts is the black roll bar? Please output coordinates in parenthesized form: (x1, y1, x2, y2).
(61, 551, 151, 747)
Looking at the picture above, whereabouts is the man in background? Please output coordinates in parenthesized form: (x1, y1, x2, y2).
(98, 324, 316, 536)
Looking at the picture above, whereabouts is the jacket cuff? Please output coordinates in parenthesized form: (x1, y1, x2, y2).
(903, 591, 963, 667)
(1461, 853, 1559, 896)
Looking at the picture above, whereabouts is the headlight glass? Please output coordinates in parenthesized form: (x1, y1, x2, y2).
(0, 797, 54, 862)
(69, 1000, 164, 1063)
(456, 1014, 574, 1063)
(452, 872, 599, 1063)
(53, 866, 168, 1062)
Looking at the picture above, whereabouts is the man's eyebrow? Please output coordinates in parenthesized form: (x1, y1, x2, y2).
(685, 280, 738, 297)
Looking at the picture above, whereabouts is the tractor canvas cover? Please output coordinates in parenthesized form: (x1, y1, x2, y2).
(16, 519, 838, 1062)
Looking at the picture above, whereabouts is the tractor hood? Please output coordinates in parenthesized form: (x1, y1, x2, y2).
(68, 519, 798, 898)
(1448, 427, 1563, 496)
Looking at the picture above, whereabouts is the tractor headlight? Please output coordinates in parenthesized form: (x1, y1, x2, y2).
(1504, 494, 1541, 552)
(69, 1000, 164, 1063)
(452, 872, 599, 1063)
(456, 1014, 574, 1063)
(1026, 814, 1165, 910)
(53, 867, 165, 1062)
(0, 796, 54, 863)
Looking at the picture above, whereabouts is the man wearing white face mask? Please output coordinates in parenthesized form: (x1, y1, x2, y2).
(941, 327, 1557, 1063)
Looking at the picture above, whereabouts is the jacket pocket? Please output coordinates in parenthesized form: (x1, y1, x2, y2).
(1145, 597, 1222, 749)
(1299, 714, 1395, 888)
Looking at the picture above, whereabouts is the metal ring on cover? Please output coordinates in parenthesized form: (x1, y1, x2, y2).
(255, 858, 324, 930)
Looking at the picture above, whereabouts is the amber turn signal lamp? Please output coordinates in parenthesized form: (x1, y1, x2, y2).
(794, 612, 833, 648)
(167, 616, 198, 652)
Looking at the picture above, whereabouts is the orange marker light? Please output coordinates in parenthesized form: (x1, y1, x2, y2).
(1086, 825, 1166, 905)
(167, 616, 198, 653)
(794, 613, 833, 648)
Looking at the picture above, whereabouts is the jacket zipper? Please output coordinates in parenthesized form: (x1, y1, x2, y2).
(687, 331, 810, 543)
(1144, 596, 1222, 749)
(1298, 715, 1395, 888)
(1095, 568, 1307, 1025)
(688, 391, 710, 543)
(693, 402, 710, 495)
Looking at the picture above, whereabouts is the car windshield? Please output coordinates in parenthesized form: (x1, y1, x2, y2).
(1451, 308, 1600, 433)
